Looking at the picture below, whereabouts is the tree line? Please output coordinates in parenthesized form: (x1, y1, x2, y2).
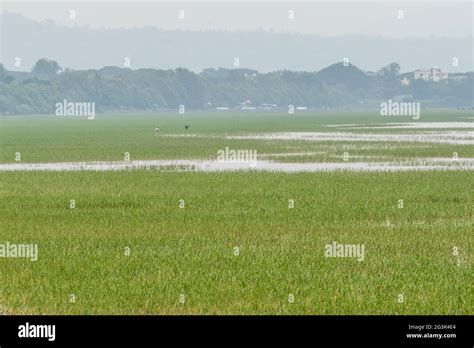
(0, 59, 471, 114)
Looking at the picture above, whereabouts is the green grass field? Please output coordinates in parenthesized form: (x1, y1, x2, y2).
(1, 110, 473, 163)
(0, 111, 472, 314)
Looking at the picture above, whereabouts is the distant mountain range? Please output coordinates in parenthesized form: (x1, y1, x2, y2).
(1, 12, 473, 73)
(0, 58, 472, 114)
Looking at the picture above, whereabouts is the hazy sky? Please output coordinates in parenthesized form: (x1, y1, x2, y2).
(1, 0, 472, 38)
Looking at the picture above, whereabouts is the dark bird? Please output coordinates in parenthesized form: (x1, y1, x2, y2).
(185, 125, 190, 130)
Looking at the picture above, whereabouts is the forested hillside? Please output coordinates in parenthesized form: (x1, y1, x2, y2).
(0, 59, 472, 114)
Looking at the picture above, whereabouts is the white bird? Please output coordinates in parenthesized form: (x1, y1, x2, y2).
(155, 127, 161, 132)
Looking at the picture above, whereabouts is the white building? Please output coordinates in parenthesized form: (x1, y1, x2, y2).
(449, 73, 469, 81)
(414, 67, 448, 82)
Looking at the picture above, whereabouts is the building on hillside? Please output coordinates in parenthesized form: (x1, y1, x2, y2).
(448, 73, 469, 81)
(414, 67, 448, 82)
(239, 100, 256, 110)
(400, 77, 410, 86)
(259, 103, 278, 110)
(414, 69, 430, 80)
